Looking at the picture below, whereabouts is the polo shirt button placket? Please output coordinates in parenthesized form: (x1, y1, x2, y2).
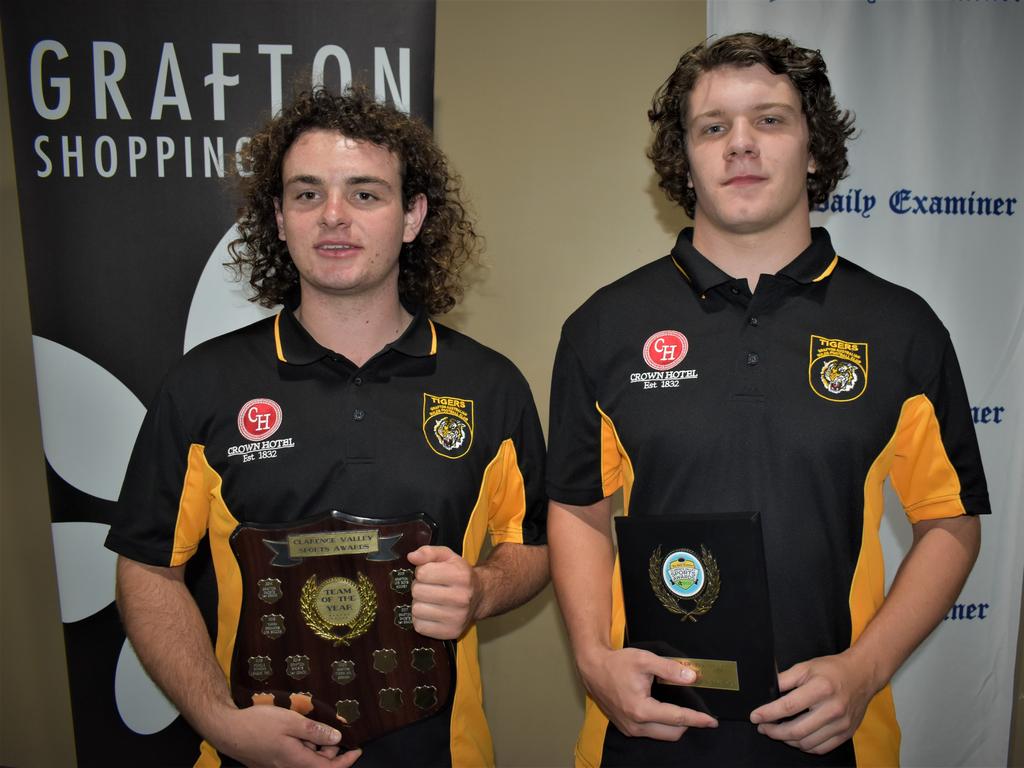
(353, 408, 365, 421)
(746, 352, 760, 366)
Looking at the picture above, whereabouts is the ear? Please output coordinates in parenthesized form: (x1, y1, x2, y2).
(807, 156, 817, 175)
(273, 198, 286, 241)
(403, 193, 428, 243)
(687, 172, 694, 190)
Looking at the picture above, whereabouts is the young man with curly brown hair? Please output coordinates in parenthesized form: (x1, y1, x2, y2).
(107, 87, 548, 768)
(547, 32, 987, 767)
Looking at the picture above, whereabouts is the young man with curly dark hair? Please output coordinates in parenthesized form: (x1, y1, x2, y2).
(547, 32, 987, 767)
(107, 87, 548, 768)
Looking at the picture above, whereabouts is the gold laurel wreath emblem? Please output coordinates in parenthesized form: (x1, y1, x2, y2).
(300, 573, 377, 647)
(648, 545, 720, 623)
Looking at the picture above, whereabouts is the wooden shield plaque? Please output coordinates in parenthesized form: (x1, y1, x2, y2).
(228, 510, 454, 747)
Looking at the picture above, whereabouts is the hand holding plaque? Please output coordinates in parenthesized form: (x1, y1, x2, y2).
(229, 510, 454, 748)
(615, 512, 779, 721)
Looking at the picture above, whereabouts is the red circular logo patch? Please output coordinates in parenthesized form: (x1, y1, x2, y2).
(642, 330, 689, 371)
(237, 398, 282, 441)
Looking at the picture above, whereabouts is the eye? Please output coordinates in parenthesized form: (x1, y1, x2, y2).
(759, 115, 783, 126)
(702, 124, 726, 135)
(295, 190, 318, 201)
(354, 191, 379, 202)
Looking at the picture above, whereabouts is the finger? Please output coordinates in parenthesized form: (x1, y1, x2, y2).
(635, 698, 718, 730)
(411, 579, 466, 603)
(805, 733, 850, 755)
(409, 602, 458, 626)
(319, 745, 340, 758)
(750, 680, 819, 724)
(757, 708, 817, 741)
(412, 616, 460, 640)
(329, 748, 362, 767)
(621, 721, 687, 742)
(407, 545, 456, 565)
(775, 661, 809, 693)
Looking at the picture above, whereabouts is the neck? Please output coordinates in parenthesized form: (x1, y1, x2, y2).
(692, 217, 812, 293)
(295, 287, 413, 368)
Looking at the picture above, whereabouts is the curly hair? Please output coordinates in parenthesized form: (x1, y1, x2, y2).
(229, 86, 478, 314)
(648, 32, 855, 219)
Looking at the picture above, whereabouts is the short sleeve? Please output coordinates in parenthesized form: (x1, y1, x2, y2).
(486, 370, 547, 546)
(105, 381, 211, 566)
(546, 327, 611, 506)
(889, 336, 991, 523)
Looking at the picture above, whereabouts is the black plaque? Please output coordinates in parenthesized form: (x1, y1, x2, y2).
(615, 511, 778, 721)
(229, 510, 455, 747)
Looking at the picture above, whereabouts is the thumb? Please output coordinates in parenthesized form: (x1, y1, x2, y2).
(407, 545, 456, 565)
(651, 655, 699, 686)
(294, 717, 342, 747)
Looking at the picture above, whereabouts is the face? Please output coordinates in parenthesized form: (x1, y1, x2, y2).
(684, 64, 816, 238)
(274, 129, 426, 305)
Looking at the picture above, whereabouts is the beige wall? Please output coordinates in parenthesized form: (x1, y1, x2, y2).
(433, 2, 704, 764)
(3, 3, 1022, 767)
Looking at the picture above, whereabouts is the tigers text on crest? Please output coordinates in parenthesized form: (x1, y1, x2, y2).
(808, 335, 869, 402)
(422, 393, 474, 459)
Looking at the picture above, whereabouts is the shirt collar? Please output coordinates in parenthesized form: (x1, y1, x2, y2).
(274, 307, 437, 365)
(669, 227, 839, 294)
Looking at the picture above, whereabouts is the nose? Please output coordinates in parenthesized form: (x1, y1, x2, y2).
(726, 120, 758, 159)
(319, 192, 350, 227)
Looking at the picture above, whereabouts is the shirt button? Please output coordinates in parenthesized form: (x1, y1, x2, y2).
(749, 316, 759, 327)
(746, 352, 760, 366)
(730, 287, 740, 295)
(353, 409, 365, 421)
(353, 376, 363, 386)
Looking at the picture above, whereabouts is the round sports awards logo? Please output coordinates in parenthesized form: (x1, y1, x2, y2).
(237, 398, 283, 441)
(662, 549, 705, 598)
(642, 330, 689, 371)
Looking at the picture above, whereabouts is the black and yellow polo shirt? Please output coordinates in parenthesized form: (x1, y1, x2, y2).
(547, 227, 989, 768)
(107, 308, 546, 768)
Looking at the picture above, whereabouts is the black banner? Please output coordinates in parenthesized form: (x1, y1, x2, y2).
(1, 1, 435, 764)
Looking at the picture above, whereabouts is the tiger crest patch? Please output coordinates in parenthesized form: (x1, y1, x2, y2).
(422, 393, 474, 458)
(808, 335, 868, 402)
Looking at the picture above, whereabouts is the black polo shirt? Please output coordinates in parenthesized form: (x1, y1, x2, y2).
(107, 308, 546, 768)
(547, 227, 989, 768)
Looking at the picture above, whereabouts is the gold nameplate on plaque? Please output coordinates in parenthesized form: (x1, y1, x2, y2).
(670, 657, 739, 691)
(289, 530, 381, 559)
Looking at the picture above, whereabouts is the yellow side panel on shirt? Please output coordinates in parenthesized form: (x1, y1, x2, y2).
(849, 394, 966, 767)
(575, 406, 635, 768)
(450, 437, 530, 767)
(169, 445, 240, 768)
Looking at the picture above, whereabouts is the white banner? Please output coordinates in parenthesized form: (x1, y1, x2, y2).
(708, 3, 1022, 766)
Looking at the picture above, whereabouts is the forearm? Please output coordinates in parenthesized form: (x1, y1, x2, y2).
(548, 499, 616, 671)
(847, 515, 981, 690)
(473, 542, 550, 621)
(115, 557, 233, 740)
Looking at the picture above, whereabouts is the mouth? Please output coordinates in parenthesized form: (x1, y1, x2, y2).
(315, 242, 360, 254)
(724, 175, 767, 187)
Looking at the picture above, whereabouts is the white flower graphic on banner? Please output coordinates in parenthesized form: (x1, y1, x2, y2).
(183, 224, 277, 354)
(37, 227, 277, 735)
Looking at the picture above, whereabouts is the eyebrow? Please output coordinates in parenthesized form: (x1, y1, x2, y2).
(281, 174, 393, 188)
(690, 102, 800, 123)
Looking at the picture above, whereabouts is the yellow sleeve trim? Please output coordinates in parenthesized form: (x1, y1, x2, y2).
(889, 394, 966, 525)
